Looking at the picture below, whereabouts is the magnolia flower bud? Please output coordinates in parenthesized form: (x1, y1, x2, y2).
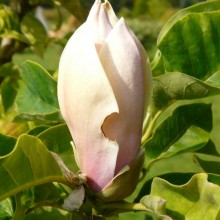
(58, 0, 152, 200)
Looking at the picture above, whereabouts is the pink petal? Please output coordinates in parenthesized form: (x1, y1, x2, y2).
(87, 0, 113, 52)
(99, 18, 152, 174)
(58, 22, 119, 191)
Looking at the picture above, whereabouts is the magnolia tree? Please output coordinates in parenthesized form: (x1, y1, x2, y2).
(0, 0, 220, 219)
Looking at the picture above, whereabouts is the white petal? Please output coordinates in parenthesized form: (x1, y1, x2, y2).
(58, 23, 119, 191)
(103, 0, 118, 26)
(99, 18, 152, 173)
(87, 0, 113, 51)
(62, 186, 85, 211)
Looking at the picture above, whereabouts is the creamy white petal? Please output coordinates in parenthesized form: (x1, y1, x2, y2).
(99, 18, 152, 173)
(103, 0, 118, 26)
(58, 22, 119, 191)
(87, 0, 112, 51)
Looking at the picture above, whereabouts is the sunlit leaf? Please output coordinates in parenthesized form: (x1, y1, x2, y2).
(15, 60, 62, 123)
(36, 124, 77, 171)
(0, 198, 14, 219)
(149, 72, 220, 115)
(150, 173, 220, 219)
(0, 134, 66, 202)
(135, 173, 195, 202)
(144, 103, 212, 165)
(140, 195, 171, 220)
(21, 60, 58, 108)
(153, 1, 220, 79)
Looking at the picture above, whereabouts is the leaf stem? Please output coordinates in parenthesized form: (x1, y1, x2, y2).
(142, 110, 162, 144)
(0, 176, 72, 202)
(13, 194, 25, 220)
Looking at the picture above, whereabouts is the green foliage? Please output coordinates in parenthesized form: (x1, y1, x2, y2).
(149, 173, 220, 219)
(152, 1, 220, 77)
(0, 134, 65, 201)
(144, 103, 212, 167)
(15, 60, 62, 123)
(0, 0, 220, 219)
(0, 4, 26, 42)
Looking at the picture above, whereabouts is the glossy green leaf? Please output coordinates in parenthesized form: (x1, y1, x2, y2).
(135, 173, 195, 202)
(21, 14, 48, 56)
(144, 103, 212, 164)
(36, 124, 77, 171)
(0, 133, 16, 157)
(13, 112, 63, 124)
(16, 82, 58, 114)
(153, 1, 220, 79)
(0, 134, 67, 202)
(159, 126, 209, 158)
(149, 72, 220, 115)
(150, 173, 220, 219)
(20, 60, 58, 108)
(15, 60, 61, 123)
(37, 124, 72, 154)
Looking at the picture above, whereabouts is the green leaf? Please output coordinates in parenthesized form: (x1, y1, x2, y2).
(140, 195, 172, 220)
(144, 103, 212, 164)
(21, 14, 48, 56)
(23, 208, 71, 220)
(156, 126, 210, 160)
(0, 134, 67, 202)
(20, 60, 58, 108)
(194, 154, 220, 174)
(1, 77, 19, 112)
(206, 69, 220, 88)
(149, 173, 220, 219)
(36, 124, 77, 171)
(0, 62, 20, 77)
(37, 124, 72, 154)
(16, 82, 58, 114)
(0, 133, 16, 157)
(13, 112, 63, 124)
(27, 126, 50, 136)
(135, 173, 195, 202)
(195, 139, 220, 156)
(154, 1, 220, 79)
(0, 198, 14, 219)
(33, 183, 64, 204)
(0, 5, 26, 42)
(149, 72, 220, 115)
(15, 60, 61, 123)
